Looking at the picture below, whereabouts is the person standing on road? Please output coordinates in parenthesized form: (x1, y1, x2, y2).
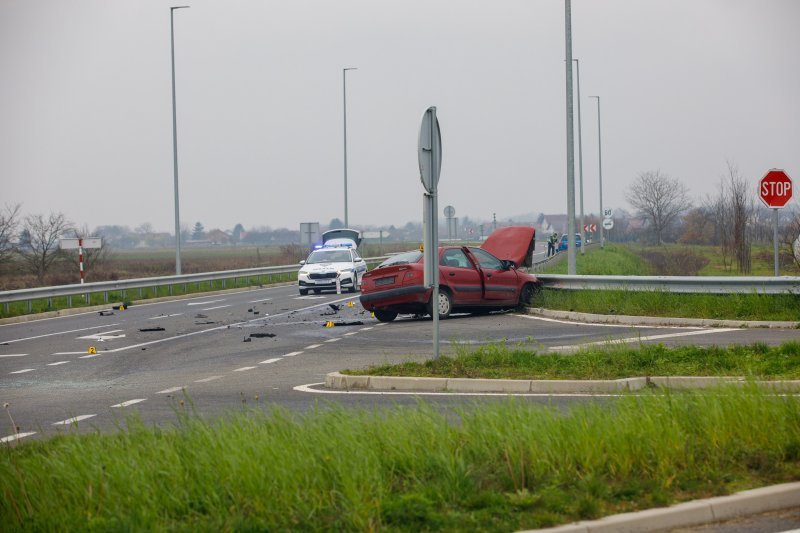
(547, 232, 557, 257)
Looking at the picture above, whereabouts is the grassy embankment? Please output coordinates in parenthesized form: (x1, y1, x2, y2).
(344, 341, 800, 380)
(536, 244, 800, 322)
(2, 388, 800, 531)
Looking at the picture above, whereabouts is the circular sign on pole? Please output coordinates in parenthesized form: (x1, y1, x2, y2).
(419, 107, 442, 194)
(759, 169, 793, 208)
(603, 208, 613, 219)
(444, 205, 455, 218)
(602, 218, 614, 230)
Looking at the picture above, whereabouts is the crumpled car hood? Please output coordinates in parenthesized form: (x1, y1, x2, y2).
(480, 226, 536, 267)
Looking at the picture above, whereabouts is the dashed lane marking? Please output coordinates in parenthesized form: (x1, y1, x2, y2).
(53, 351, 93, 355)
(111, 399, 146, 408)
(78, 329, 124, 339)
(249, 297, 272, 303)
(0, 354, 27, 357)
(259, 358, 282, 364)
(375, 323, 388, 326)
(324, 338, 341, 343)
(187, 299, 226, 306)
(0, 323, 121, 345)
(201, 304, 231, 311)
(194, 376, 223, 383)
(359, 327, 374, 331)
(233, 366, 257, 372)
(304, 344, 322, 350)
(149, 313, 184, 320)
(295, 296, 325, 300)
(53, 414, 96, 426)
(343, 332, 357, 336)
(9, 368, 34, 374)
(47, 361, 69, 366)
(79, 354, 100, 359)
(1, 432, 37, 443)
(548, 328, 740, 352)
(283, 351, 303, 357)
(156, 386, 185, 394)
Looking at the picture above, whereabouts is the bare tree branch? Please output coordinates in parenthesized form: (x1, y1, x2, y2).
(17, 212, 73, 284)
(625, 170, 692, 244)
(0, 203, 21, 264)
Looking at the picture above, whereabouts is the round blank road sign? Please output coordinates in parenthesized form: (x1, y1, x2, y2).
(602, 218, 614, 230)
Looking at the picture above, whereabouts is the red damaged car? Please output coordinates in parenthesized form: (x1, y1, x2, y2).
(359, 226, 539, 322)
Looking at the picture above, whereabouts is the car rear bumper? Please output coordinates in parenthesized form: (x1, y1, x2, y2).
(359, 285, 429, 309)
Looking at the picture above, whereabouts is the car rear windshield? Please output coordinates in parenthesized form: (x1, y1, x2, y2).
(378, 250, 423, 267)
(306, 250, 352, 264)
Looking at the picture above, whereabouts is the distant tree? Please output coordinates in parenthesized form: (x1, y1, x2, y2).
(328, 218, 344, 230)
(192, 222, 205, 240)
(135, 222, 154, 235)
(625, 170, 692, 245)
(17, 212, 73, 284)
(0, 203, 21, 263)
(232, 223, 245, 244)
(707, 162, 754, 273)
(679, 207, 715, 245)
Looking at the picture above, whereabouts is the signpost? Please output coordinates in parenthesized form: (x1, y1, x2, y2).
(759, 169, 793, 276)
(419, 106, 442, 359)
(583, 223, 597, 233)
(59, 237, 102, 284)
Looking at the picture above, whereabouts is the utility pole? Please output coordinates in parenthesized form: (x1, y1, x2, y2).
(564, 0, 577, 274)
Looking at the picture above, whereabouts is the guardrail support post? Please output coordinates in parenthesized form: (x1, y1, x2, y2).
(47, 297, 52, 309)
(28, 300, 32, 313)
(104, 292, 108, 303)
(169, 285, 173, 296)
(3, 303, 8, 314)
(67, 295, 72, 307)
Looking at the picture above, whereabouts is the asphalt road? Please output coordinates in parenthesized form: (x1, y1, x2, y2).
(2, 283, 799, 443)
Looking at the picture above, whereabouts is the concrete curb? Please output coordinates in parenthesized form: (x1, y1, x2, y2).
(526, 307, 800, 329)
(0, 282, 295, 326)
(325, 372, 800, 394)
(518, 481, 800, 532)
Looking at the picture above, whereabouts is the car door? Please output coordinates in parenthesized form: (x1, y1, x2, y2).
(439, 248, 482, 304)
(467, 247, 519, 303)
(352, 250, 368, 286)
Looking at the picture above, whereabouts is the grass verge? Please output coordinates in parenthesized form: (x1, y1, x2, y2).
(344, 341, 800, 380)
(539, 244, 652, 275)
(2, 389, 800, 531)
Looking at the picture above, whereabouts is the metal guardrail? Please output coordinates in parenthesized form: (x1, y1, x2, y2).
(0, 257, 389, 312)
(536, 274, 800, 295)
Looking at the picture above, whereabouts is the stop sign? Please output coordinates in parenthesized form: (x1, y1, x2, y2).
(759, 169, 793, 208)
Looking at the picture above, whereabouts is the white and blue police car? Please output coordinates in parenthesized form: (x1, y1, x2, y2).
(297, 229, 367, 295)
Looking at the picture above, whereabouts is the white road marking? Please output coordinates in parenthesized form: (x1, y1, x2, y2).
(282, 351, 303, 357)
(511, 314, 704, 330)
(78, 329, 124, 339)
(249, 297, 272, 303)
(194, 376, 223, 383)
(375, 323, 388, 326)
(149, 313, 184, 320)
(259, 358, 282, 364)
(304, 344, 322, 350)
(295, 295, 325, 300)
(0, 323, 121, 344)
(549, 328, 740, 352)
(294, 383, 624, 398)
(187, 299, 226, 306)
(1, 432, 37, 443)
(53, 414, 96, 425)
(79, 354, 100, 359)
(201, 304, 231, 311)
(233, 366, 257, 372)
(156, 386, 185, 394)
(0, 354, 27, 357)
(9, 368, 34, 374)
(47, 361, 70, 366)
(324, 338, 341, 343)
(111, 399, 146, 408)
(54, 351, 94, 355)
(359, 327, 374, 331)
(343, 332, 358, 336)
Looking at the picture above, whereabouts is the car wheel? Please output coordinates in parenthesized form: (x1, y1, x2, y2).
(518, 283, 536, 308)
(348, 284, 357, 293)
(427, 290, 452, 319)
(373, 310, 398, 322)
(299, 288, 309, 296)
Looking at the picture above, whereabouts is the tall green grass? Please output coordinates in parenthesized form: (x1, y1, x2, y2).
(541, 244, 652, 275)
(347, 341, 800, 380)
(2, 389, 800, 530)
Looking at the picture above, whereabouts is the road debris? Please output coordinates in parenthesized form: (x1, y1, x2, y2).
(243, 337, 251, 342)
(328, 304, 341, 312)
(249, 333, 277, 339)
(324, 320, 364, 328)
(139, 327, 166, 332)
(194, 313, 208, 319)
(194, 321, 216, 325)
(98, 310, 115, 316)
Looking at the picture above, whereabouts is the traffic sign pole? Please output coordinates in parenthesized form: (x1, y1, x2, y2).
(759, 169, 793, 276)
(419, 106, 442, 359)
(774, 209, 780, 276)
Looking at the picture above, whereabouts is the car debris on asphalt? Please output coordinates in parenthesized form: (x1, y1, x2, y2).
(139, 327, 165, 332)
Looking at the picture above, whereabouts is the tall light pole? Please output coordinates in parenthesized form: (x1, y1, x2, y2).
(170, 5, 189, 275)
(342, 67, 357, 228)
(564, 0, 577, 274)
(589, 95, 604, 248)
(573, 59, 585, 255)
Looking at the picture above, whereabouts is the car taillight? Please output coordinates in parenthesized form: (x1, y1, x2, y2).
(404, 271, 421, 280)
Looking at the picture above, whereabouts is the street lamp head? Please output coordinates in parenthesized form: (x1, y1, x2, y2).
(344, 67, 358, 72)
(171, 5, 190, 10)
(589, 95, 599, 99)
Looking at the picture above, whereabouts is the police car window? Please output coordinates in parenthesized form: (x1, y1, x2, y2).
(469, 248, 503, 270)
(306, 250, 352, 264)
(440, 249, 471, 268)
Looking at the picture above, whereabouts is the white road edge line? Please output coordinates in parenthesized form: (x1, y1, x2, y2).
(549, 328, 740, 351)
(0, 323, 121, 344)
(111, 399, 146, 408)
(1, 432, 37, 443)
(53, 414, 96, 426)
(259, 358, 282, 364)
(156, 386, 185, 394)
(511, 313, 704, 330)
(293, 383, 624, 398)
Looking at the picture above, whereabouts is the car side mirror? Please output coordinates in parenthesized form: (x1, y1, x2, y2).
(354, 257, 362, 261)
(500, 259, 515, 270)
(299, 260, 306, 265)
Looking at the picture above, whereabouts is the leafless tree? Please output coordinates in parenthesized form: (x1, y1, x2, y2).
(17, 212, 73, 284)
(625, 170, 692, 244)
(0, 203, 21, 264)
(707, 163, 754, 273)
(780, 203, 800, 270)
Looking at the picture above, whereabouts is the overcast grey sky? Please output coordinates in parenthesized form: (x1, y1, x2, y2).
(2, 0, 798, 233)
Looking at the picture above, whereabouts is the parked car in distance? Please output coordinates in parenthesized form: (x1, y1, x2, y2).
(557, 233, 582, 252)
(359, 226, 539, 322)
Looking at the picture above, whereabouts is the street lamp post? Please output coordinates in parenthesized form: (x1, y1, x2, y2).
(170, 5, 189, 275)
(573, 59, 585, 255)
(342, 67, 357, 228)
(564, 0, 577, 274)
(589, 95, 604, 248)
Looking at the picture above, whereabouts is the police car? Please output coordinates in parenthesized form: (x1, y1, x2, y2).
(297, 229, 367, 295)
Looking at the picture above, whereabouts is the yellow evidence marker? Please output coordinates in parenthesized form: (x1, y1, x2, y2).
(87, 346, 97, 355)
(325, 321, 335, 328)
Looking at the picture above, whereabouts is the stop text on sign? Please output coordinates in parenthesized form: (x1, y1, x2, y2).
(761, 181, 791, 197)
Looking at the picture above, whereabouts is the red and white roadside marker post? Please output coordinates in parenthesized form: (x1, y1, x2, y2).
(759, 169, 793, 276)
(59, 237, 102, 284)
